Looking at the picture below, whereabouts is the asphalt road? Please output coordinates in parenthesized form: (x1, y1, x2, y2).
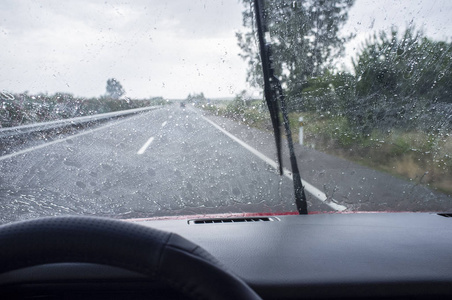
(0, 105, 451, 224)
(0, 105, 298, 224)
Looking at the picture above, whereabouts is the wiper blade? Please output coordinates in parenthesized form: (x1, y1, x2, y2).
(253, 0, 308, 215)
(253, 0, 283, 176)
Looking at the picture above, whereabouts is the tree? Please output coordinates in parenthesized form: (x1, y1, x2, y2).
(349, 26, 452, 132)
(236, 0, 355, 102)
(186, 92, 206, 103)
(299, 71, 354, 113)
(106, 78, 125, 99)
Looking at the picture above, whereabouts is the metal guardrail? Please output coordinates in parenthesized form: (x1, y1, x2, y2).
(0, 106, 160, 138)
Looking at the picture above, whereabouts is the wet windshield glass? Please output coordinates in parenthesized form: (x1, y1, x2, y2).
(0, 0, 451, 224)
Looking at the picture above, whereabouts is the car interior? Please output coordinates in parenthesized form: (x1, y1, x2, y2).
(1, 213, 452, 299)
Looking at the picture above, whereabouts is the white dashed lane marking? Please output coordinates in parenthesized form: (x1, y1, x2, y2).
(137, 137, 155, 155)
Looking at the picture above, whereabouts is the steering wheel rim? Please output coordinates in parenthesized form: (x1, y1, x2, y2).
(0, 216, 262, 300)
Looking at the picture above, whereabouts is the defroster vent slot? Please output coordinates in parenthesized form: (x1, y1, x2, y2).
(188, 217, 278, 224)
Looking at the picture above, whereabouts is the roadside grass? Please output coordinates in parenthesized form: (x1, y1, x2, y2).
(199, 100, 272, 130)
(293, 112, 452, 195)
(199, 102, 452, 196)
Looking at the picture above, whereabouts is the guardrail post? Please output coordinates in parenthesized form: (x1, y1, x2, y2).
(299, 116, 304, 145)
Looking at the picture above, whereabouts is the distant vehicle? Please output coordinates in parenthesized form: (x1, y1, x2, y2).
(180, 102, 186, 108)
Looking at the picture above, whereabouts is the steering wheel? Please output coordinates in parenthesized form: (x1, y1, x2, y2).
(0, 216, 262, 300)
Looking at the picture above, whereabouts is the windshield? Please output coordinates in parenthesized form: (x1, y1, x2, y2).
(1, 0, 451, 224)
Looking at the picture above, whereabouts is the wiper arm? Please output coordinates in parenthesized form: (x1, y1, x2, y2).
(253, 0, 308, 215)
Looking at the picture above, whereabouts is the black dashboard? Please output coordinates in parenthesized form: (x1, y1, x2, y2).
(1, 212, 452, 299)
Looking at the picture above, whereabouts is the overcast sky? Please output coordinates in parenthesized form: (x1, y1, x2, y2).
(1, 0, 452, 99)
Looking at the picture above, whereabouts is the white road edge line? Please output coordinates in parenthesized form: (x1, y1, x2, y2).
(0, 117, 134, 162)
(137, 137, 155, 155)
(200, 115, 347, 212)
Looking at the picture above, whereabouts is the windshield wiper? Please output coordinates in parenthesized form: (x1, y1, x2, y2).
(253, 0, 308, 215)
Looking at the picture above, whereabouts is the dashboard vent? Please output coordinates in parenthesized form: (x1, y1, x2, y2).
(188, 217, 278, 225)
(438, 213, 452, 218)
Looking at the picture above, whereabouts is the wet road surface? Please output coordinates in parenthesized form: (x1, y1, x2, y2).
(0, 105, 450, 224)
(0, 105, 302, 223)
